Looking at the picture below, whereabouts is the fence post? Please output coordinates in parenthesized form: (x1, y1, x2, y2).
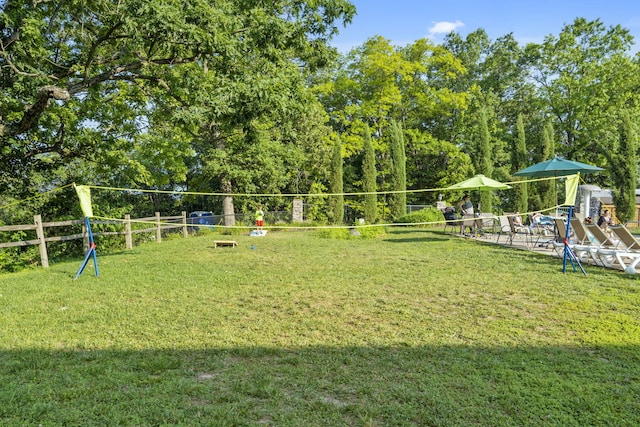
(181, 211, 188, 238)
(125, 214, 133, 249)
(34, 215, 49, 268)
(155, 212, 162, 243)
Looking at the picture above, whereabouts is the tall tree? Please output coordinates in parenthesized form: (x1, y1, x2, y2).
(362, 125, 377, 223)
(0, 0, 355, 203)
(513, 114, 528, 213)
(388, 120, 406, 218)
(610, 111, 637, 223)
(476, 107, 493, 212)
(328, 137, 344, 224)
(525, 18, 635, 165)
(539, 122, 556, 210)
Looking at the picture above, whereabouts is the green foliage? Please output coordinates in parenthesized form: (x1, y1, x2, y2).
(527, 18, 637, 171)
(355, 224, 386, 239)
(315, 227, 349, 239)
(393, 207, 444, 225)
(476, 107, 494, 212)
(611, 112, 637, 223)
(0, 0, 354, 220)
(304, 183, 329, 223)
(4, 7, 640, 239)
(404, 130, 473, 205)
(328, 138, 344, 224)
(537, 122, 557, 210)
(315, 224, 385, 239)
(0, 233, 40, 272)
(388, 120, 407, 218)
(514, 114, 528, 213)
(362, 125, 378, 223)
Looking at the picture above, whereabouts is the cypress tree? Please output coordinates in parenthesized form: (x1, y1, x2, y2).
(515, 114, 528, 213)
(329, 137, 344, 224)
(477, 108, 493, 213)
(613, 111, 637, 223)
(540, 122, 556, 209)
(362, 125, 377, 223)
(389, 120, 407, 218)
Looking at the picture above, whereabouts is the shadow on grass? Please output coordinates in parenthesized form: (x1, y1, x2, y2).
(384, 229, 452, 244)
(383, 236, 447, 244)
(1, 344, 639, 426)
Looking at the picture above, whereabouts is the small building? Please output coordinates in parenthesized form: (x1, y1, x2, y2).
(577, 185, 640, 227)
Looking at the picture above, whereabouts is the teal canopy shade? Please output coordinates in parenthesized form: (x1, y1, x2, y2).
(514, 156, 604, 178)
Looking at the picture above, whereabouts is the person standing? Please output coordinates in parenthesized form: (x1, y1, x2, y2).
(458, 194, 474, 235)
(255, 205, 265, 230)
(458, 194, 474, 216)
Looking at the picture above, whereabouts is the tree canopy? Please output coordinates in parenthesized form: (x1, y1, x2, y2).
(2, 6, 639, 227)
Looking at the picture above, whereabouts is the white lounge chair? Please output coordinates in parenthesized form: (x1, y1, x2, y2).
(599, 225, 640, 271)
(584, 223, 629, 269)
(551, 218, 594, 263)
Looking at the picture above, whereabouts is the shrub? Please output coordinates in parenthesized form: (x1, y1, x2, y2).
(393, 207, 444, 226)
(316, 228, 350, 239)
(355, 225, 386, 239)
(316, 222, 385, 240)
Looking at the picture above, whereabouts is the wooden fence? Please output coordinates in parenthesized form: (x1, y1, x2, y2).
(0, 212, 190, 268)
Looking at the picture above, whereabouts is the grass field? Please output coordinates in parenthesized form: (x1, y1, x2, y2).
(1, 228, 639, 426)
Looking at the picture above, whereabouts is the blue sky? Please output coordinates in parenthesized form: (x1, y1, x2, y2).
(330, 0, 640, 53)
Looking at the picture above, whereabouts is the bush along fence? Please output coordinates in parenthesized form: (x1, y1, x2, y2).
(0, 212, 192, 269)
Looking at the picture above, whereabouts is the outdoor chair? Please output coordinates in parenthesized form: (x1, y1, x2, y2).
(609, 224, 640, 251)
(442, 207, 460, 234)
(495, 215, 512, 244)
(551, 218, 595, 263)
(570, 218, 593, 245)
(584, 223, 625, 268)
(476, 213, 496, 237)
(528, 213, 555, 237)
(460, 214, 480, 236)
(597, 224, 640, 272)
(507, 215, 532, 246)
(585, 223, 619, 249)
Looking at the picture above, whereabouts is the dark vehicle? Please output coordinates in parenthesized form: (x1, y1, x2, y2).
(187, 211, 215, 231)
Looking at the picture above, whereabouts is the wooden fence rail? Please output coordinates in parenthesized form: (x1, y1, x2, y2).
(0, 212, 190, 268)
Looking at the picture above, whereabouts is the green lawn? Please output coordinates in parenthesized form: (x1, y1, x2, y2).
(1, 229, 639, 426)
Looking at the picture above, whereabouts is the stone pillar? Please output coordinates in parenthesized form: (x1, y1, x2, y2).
(292, 199, 304, 222)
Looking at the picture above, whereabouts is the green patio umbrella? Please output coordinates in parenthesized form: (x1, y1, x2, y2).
(514, 156, 604, 208)
(513, 156, 604, 178)
(447, 175, 511, 213)
(446, 174, 511, 191)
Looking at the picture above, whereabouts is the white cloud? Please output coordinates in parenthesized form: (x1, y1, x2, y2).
(428, 20, 465, 36)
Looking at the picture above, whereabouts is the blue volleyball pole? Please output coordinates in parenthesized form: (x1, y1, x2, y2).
(562, 205, 586, 276)
(74, 216, 99, 279)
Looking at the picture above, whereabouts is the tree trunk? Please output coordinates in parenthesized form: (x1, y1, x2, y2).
(221, 179, 235, 226)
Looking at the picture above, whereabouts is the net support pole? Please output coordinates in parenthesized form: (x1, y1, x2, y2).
(74, 216, 99, 279)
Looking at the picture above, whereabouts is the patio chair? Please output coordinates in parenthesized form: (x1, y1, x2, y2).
(442, 208, 460, 234)
(609, 224, 640, 251)
(570, 218, 593, 245)
(460, 214, 480, 236)
(584, 223, 625, 268)
(551, 218, 594, 263)
(507, 215, 532, 246)
(495, 215, 512, 244)
(528, 213, 555, 237)
(476, 213, 496, 237)
(585, 223, 619, 249)
(598, 224, 640, 272)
